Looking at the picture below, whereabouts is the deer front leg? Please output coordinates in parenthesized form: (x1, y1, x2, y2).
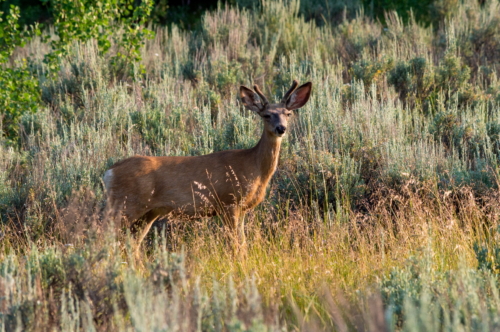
(221, 205, 246, 252)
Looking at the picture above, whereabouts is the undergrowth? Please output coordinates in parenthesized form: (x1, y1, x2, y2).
(1, 0, 500, 330)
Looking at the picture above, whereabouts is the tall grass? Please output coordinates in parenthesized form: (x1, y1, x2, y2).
(1, 0, 500, 330)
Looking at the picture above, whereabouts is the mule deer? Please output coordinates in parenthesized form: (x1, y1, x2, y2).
(104, 80, 312, 252)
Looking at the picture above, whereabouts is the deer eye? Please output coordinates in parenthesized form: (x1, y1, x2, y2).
(286, 113, 292, 117)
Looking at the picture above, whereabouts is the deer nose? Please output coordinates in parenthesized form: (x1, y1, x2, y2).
(276, 125, 286, 135)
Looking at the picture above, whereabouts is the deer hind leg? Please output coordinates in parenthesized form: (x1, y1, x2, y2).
(133, 208, 169, 261)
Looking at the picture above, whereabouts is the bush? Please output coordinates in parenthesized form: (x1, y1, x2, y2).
(436, 52, 470, 94)
(388, 57, 434, 104)
(43, 0, 155, 76)
(0, 62, 40, 143)
(0, 2, 40, 144)
(352, 57, 394, 90)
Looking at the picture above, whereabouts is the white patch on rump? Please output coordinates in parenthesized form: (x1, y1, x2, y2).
(103, 169, 114, 192)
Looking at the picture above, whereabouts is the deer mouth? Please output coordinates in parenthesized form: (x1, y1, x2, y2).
(273, 130, 286, 137)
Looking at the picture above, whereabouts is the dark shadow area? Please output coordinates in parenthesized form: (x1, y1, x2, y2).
(4, 0, 482, 30)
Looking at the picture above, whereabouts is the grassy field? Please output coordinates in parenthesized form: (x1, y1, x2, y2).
(2, 0, 500, 330)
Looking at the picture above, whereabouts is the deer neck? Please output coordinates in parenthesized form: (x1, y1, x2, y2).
(252, 130, 282, 182)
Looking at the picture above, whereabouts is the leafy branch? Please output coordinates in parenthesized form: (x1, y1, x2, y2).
(0, 2, 40, 144)
(42, 0, 155, 75)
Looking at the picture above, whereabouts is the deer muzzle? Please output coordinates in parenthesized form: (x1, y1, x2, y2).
(275, 125, 286, 136)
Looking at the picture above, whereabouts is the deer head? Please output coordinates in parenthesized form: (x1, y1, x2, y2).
(239, 80, 312, 138)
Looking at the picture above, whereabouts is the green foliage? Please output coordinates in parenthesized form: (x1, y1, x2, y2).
(112, 0, 155, 74)
(208, 58, 243, 96)
(474, 225, 500, 273)
(428, 110, 487, 165)
(352, 57, 394, 89)
(0, 61, 40, 142)
(0, 1, 40, 143)
(388, 57, 434, 103)
(42, 0, 155, 75)
(487, 122, 500, 154)
(0, 2, 27, 62)
(0, 0, 155, 143)
(436, 52, 471, 94)
(130, 108, 168, 154)
(42, 0, 116, 70)
(38, 247, 67, 289)
(381, 247, 500, 331)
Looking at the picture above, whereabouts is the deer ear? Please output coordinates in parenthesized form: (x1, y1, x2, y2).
(286, 82, 312, 110)
(240, 86, 263, 113)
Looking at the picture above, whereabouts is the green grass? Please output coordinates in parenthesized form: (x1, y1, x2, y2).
(2, 0, 500, 330)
